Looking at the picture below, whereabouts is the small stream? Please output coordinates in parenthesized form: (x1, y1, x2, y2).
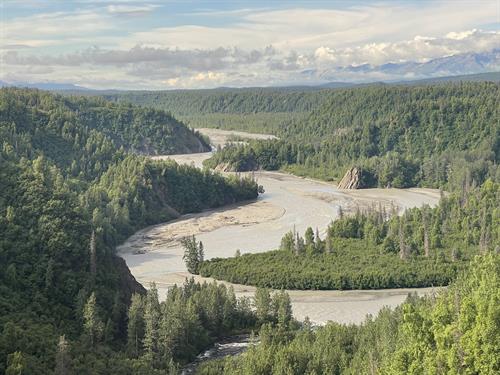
(182, 334, 254, 374)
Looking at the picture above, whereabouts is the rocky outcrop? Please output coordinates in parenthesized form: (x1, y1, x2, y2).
(338, 167, 362, 189)
(114, 256, 146, 300)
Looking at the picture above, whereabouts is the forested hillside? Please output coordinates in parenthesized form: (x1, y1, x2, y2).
(102, 88, 325, 134)
(2, 84, 499, 373)
(0, 88, 258, 373)
(204, 82, 499, 190)
(197, 254, 500, 374)
(200, 180, 499, 289)
(103, 87, 325, 116)
(118, 281, 295, 374)
(1, 88, 209, 166)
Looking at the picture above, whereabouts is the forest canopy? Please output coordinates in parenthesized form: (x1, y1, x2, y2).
(1, 81, 499, 373)
(197, 254, 500, 374)
(0, 88, 258, 374)
(202, 82, 499, 190)
(200, 180, 499, 290)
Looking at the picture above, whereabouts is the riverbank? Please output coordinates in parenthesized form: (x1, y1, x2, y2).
(181, 334, 254, 375)
(119, 128, 442, 325)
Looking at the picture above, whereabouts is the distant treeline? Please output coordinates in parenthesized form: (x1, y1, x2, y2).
(203, 82, 499, 190)
(102, 87, 328, 116)
(102, 87, 328, 134)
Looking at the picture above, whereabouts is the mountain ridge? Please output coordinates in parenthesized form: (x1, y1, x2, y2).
(2, 52, 499, 93)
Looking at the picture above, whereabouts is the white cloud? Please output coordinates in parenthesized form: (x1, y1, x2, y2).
(107, 4, 159, 15)
(2, 9, 115, 48)
(120, 2, 499, 51)
(1, 1, 499, 89)
(311, 30, 500, 67)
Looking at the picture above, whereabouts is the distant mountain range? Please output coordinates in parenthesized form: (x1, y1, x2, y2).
(318, 49, 500, 81)
(1, 50, 499, 92)
(0, 81, 89, 91)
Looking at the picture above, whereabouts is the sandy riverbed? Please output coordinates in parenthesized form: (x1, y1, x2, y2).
(120, 128, 442, 325)
(196, 127, 278, 146)
(151, 127, 277, 168)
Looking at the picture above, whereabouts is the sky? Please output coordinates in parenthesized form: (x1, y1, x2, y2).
(1, 0, 499, 89)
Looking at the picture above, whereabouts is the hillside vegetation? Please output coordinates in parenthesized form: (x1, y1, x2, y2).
(104, 87, 325, 115)
(101, 87, 328, 134)
(197, 254, 500, 374)
(200, 180, 499, 289)
(204, 82, 499, 190)
(0, 88, 258, 373)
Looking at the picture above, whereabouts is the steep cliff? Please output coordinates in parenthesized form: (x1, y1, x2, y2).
(337, 167, 362, 189)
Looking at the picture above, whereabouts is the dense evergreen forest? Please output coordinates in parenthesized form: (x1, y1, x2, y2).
(2, 88, 211, 159)
(204, 82, 499, 190)
(97, 73, 499, 136)
(2, 82, 499, 373)
(0, 88, 259, 373)
(103, 87, 324, 116)
(101, 87, 324, 134)
(197, 254, 500, 374)
(200, 180, 499, 289)
(98, 81, 499, 191)
(120, 281, 294, 374)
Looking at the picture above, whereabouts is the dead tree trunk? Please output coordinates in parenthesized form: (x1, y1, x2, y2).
(422, 208, 430, 258)
(399, 217, 407, 260)
(90, 229, 96, 283)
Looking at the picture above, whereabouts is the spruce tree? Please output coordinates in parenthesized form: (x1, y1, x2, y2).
(422, 206, 430, 257)
(274, 290, 292, 329)
(398, 216, 408, 260)
(127, 294, 145, 358)
(305, 227, 315, 255)
(83, 292, 103, 347)
(143, 283, 160, 363)
(181, 235, 202, 274)
(315, 227, 322, 252)
(89, 229, 96, 285)
(254, 288, 272, 324)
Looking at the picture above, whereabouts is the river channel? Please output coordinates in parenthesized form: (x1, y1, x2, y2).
(119, 128, 442, 325)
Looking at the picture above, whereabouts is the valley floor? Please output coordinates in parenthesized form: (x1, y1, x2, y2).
(120, 128, 442, 324)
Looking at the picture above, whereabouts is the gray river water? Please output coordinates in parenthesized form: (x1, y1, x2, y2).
(119, 128, 442, 325)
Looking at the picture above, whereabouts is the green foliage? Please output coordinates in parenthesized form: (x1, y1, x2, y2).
(101, 87, 325, 137)
(0, 88, 258, 373)
(383, 255, 500, 374)
(83, 293, 104, 347)
(254, 288, 272, 324)
(179, 112, 308, 135)
(200, 239, 465, 290)
(126, 294, 144, 358)
(103, 87, 325, 116)
(2, 84, 499, 373)
(0, 87, 209, 181)
(124, 279, 259, 372)
(203, 82, 499, 189)
(86, 155, 259, 246)
(182, 236, 205, 274)
(142, 284, 160, 364)
(200, 181, 499, 290)
(197, 255, 500, 374)
(55, 336, 71, 375)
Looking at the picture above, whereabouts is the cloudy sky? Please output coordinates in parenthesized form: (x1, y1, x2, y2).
(1, 0, 499, 89)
